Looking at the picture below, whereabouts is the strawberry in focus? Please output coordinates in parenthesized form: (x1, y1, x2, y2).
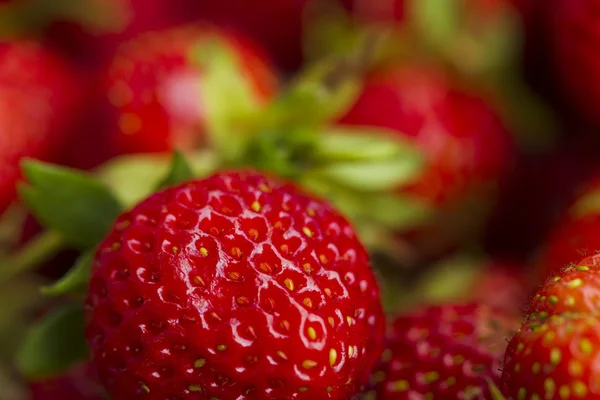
(103, 24, 278, 156)
(0, 40, 79, 215)
(338, 64, 514, 261)
(85, 170, 385, 399)
(501, 314, 600, 399)
(528, 254, 600, 320)
(370, 303, 517, 399)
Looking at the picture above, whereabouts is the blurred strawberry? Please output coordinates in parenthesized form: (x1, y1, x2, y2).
(537, 169, 600, 280)
(28, 363, 105, 400)
(483, 136, 599, 260)
(101, 24, 277, 156)
(549, 0, 600, 128)
(0, 40, 80, 215)
(43, 0, 191, 71)
(337, 64, 514, 261)
(468, 259, 530, 315)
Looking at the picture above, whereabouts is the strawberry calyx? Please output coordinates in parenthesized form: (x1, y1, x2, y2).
(10, 151, 201, 380)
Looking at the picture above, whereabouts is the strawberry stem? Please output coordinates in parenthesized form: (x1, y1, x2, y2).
(0, 231, 65, 284)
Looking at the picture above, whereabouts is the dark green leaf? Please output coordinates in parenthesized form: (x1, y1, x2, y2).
(19, 159, 123, 249)
(155, 150, 195, 190)
(42, 250, 94, 297)
(16, 303, 89, 379)
(487, 378, 507, 400)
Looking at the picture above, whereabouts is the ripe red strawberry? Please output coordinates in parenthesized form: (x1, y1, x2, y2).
(501, 314, 600, 399)
(538, 171, 600, 280)
(370, 303, 517, 399)
(468, 260, 530, 316)
(337, 64, 514, 260)
(103, 24, 278, 156)
(549, 0, 600, 127)
(85, 170, 385, 400)
(0, 40, 79, 215)
(528, 254, 600, 320)
(29, 363, 106, 400)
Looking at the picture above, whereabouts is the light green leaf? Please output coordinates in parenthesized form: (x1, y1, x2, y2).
(570, 189, 600, 218)
(364, 194, 432, 230)
(19, 159, 123, 249)
(315, 126, 422, 162)
(192, 38, 266, 162)
(308, 156, 425, 192)
(42, 250, 94, 297)
(409, 0, 461, 53)
(487, 378, 507, 400)
(97, 151, 218, 208)
(16, 303, 88, 379)
(155, 150, 195, 190)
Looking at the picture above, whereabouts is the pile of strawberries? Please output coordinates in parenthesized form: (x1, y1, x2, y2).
(3, 0, 600, 399)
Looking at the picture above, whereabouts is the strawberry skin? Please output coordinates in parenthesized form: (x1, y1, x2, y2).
(104, 24, 277, 156)
(371, 303, 517, 399)
(501, 314, 600, 399)
(549, 0, 600, 127)
(0, 41, 78, 214)
(85, 171, 385, 400)
(528, 255, 600, 319)
(338, 64, 514, 260)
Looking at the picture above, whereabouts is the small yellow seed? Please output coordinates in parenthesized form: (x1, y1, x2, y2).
(329, 348, 338, 366)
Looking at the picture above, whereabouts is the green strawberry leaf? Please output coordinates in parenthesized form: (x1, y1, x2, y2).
(409, 0, 461, 55)
(19, 159, 123, 249)
(307, 156, 424, 192)
(97, 151, 218, 208)
(191, 37, 266, 162)
(16, 303, 89, 380)
(155, 150, 195, 190)
(314, 127, 419, 162)
(42, 250, 94, 297)
(487, 378, 507, 400)
(302, 0, 363, 63)
(570, 189, 600, 218)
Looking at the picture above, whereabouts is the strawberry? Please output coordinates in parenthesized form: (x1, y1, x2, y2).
(84, 170, 385, 400)
(370, 303, 517, 399)
(468, 260, 531, 316)
(174, 0, 310, 71)
(528, 254, 600, 320)
(0, 40, 79, 215)
(337, 64, 514, 261)
(29, 363, 106, 400)
(103, 24, 278, 156)
(549, 0, 600, 127)
(538, 170, 600, 280)
(501, 314, 600, 399)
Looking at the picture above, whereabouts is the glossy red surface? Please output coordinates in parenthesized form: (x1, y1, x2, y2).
(85, 171, 385, 400)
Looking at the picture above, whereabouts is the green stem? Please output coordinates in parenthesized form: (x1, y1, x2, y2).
(0, 231, 65, 284)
